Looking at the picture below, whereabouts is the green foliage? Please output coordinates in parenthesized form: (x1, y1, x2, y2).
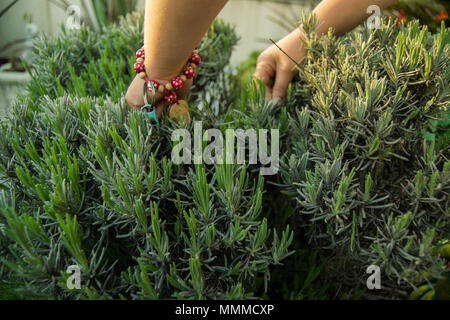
(280, 15, 449, 293)
(236, 50, 261, 91)
(1, 8, 449, 300)
(0, 94, 295, 299)
(408, 240, 450, 300)
(0, 10, 293, 300)
(261, 247, 332, 300)
(23, 9, 239, 118)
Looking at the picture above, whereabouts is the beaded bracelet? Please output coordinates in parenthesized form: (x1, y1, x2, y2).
(133, 46, 201, 124)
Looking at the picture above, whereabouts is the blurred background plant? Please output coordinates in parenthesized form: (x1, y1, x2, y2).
(263, 0, 320, 33)
(0, 0, 36, 119)
(0, 0, 36, 71)
(0, 0, 19, 19)
(48, 0, 138, 30)
(387, 0, 449, 31)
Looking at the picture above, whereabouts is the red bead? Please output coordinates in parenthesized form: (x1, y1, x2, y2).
(171, 77, 184, 90)
(134, 62, 145, 74)
(136, 48, 145, 59)
(183, 66, 195, 79)
(165, 91, 178, 103)
(190, 53, 201, 66)
(147, 80, 159, 92)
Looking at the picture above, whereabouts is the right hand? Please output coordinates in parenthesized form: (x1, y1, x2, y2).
(254, 28, 307, 102)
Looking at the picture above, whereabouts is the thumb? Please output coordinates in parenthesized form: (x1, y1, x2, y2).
(272, 65, 295, 100)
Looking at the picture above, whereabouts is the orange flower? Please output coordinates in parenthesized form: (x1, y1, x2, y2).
(436, 10, 448, 21)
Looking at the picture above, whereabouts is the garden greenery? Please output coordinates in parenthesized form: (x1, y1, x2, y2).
(282, 15, 449, 291)
(0, 9, 448, 299)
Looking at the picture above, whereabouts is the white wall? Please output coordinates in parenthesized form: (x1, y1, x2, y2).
(1, 0, 313, 65)
(219, 0, 311, 65)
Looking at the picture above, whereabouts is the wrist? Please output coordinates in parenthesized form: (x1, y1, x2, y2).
(134, 47, 200, 104)
(278, 28, 307, 66)
(144, 47, 199, 83)
(145, 63, 187, 84)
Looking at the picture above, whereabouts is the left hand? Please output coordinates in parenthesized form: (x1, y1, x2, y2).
(126, 76, 193, 119)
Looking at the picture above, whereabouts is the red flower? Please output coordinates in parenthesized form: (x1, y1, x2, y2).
(437, 10, 448, 21)
(394, 9, 407, 27)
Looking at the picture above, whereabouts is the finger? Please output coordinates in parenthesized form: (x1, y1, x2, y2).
(272, 66, 295, 100)
(254, 63, 274, 101)
(265, 85, 273, 101)
(156, 102, 165, 119)
(145, 82, 164, 106)
(126, 76, 146, 111)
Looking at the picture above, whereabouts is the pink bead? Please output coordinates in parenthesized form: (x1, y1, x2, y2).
(171, 77, 184, 90)
(165, 91, 178, 103)
(147, 80, 160, 92)
(136, 48, 145, 59)
(190, 53, 201, 66)
(183, 66, 195, 79)
(134, 62, 145, 74)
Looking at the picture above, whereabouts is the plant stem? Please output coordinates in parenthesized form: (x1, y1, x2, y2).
(0, 0, 19, 19)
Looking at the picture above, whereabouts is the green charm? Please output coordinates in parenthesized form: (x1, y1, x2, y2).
(142, 82, 159, 126)
(142, 104, 159, 126)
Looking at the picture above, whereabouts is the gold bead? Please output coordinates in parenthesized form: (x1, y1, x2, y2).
(169, 100, 190, 124)
(193, 49, 199, 54)
(138, 72, 146, 79)
(158, 85, 165, 93)
(190, 63, 197, 69)
(136, 58, 144, 63)
(181, 75, 187, 82)
(166, 83, 173, 91)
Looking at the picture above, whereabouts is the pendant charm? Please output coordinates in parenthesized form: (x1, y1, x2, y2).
(168, 100, 191, 123)
(142, 104, 159, 126)
(142, 83, 159, 126)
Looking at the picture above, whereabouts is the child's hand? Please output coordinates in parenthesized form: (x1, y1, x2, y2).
(126, 75, 193, 118)
(254, 29, 306, 102)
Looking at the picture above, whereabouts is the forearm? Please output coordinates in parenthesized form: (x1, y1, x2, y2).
(311, 0, 396, 36)
(279, 0, 397, 65)
(144, 0, 228, 81)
